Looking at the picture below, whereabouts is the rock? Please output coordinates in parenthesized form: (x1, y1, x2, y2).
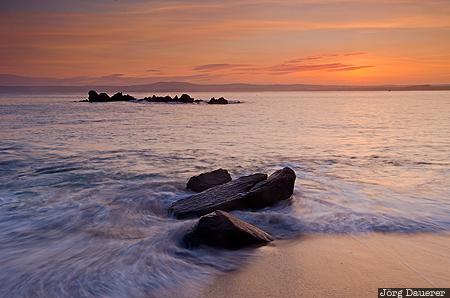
(187, 168, 232, 192)
(184, 210, 273, 249)
(84, 91, 236, 104)
(169, 173, 267, 218)
(143, 93, 195, 103)
(87, 90, 135, 102)
(110, 92, 136, 101)
(169, 167, 296, 218)
(243, 167, 296, 209)
(179, 93, 194, 103)
(88, 90, 111, 102)
(97, 92, 111, 102)
(88, 90, 99, 101)
(208, 97, 228, 104)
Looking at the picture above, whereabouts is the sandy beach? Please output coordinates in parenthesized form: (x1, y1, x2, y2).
(203, 233, 450, 298)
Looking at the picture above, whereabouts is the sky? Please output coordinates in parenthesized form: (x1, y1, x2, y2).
(1, 0, 449, 85)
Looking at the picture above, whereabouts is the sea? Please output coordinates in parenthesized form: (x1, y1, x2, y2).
(0, 91, 449, 297)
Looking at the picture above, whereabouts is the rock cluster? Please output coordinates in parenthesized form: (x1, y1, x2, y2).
(142, 93, 194, 103)
(170, 168, 295, 219)
(170, 167, 296, 249)
(83, 90, 238, 104)
(87, 90, 136, 102)
(208, 97, 228, 104)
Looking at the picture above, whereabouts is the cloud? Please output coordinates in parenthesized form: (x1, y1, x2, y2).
(328, 65, 374, 72)
(192, 53, 375, 76)
(193, 64, 250, 71)
(0, 73, 220, 86)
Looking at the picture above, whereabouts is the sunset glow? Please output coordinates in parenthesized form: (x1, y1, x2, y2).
(1, 0, 449, 85)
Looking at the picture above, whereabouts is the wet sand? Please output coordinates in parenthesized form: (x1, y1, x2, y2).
(203, 233, 450, 298)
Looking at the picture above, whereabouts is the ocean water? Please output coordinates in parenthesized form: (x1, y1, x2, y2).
(0, 91, 449, 297)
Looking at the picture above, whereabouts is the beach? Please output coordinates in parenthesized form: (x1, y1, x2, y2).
(204, 233, 450, 298)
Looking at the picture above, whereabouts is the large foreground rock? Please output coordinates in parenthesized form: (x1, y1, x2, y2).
(187, 168, 232, 192)
(184, 210, 273, 249)
(243, 167, 296, 209)
(170, 173, 267, 218)
(169, 167, 296, 218)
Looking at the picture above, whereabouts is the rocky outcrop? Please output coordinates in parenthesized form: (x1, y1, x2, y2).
(83, 91, 241, 104)
(169, 173, 267, 218)
(110, 92, 136, 101)
(184, 210, 273, 249)
(142, 93, 194, 103)
(85, 90, 195, 103)
(208, 97, 228, 104)
(169, 167, 296, 218)
(187, 169, 232, 192)
(87, 90, 136, 102)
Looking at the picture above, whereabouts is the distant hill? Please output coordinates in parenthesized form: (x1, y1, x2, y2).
(0, 76, 449, 94)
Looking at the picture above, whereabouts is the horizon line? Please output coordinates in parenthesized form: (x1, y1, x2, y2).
(1, 81, 450, 94)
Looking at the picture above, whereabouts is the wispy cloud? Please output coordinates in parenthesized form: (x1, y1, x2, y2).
(192, 53, 375, 76)
(328, 65, 374, 72)
(193, 64, 250, 71)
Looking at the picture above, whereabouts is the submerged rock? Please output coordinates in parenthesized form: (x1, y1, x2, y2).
(187, 168, 232, 192)
(208, 97, 228, 104)
(184, 210, 273, 249)
(169, 167, 296, 218)
(169, 173, 267, 218)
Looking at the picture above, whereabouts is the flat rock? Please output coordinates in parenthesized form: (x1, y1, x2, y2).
(187, 168, 232, 192)
(169, 173, 267, 218)
(184, 210, 273, 249)
(169, 167, 296, 218)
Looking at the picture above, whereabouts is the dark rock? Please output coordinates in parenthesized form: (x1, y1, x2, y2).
(184, 210, 273, 249)
(187, 168, 232, 192)
(143, 93, 195, 103)
(88, 90, 99, 101)
(179, 93, 194, 103)
(208, 97, 228, 104)
(87, 90, 110, 102)
(243, 167, 296, 209)
(110, 92, 136, 101)
(169, 167, 296, 218)
(169, 173, 267, 218)
(97, 92, 111, 102)
(84, 91, 236, 104)
(87, 90, 135, 102)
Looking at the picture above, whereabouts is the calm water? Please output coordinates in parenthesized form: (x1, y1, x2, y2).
(1, 91, 449, 297)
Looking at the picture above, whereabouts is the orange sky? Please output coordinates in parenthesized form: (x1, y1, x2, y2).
(1, 0, 449, 85)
